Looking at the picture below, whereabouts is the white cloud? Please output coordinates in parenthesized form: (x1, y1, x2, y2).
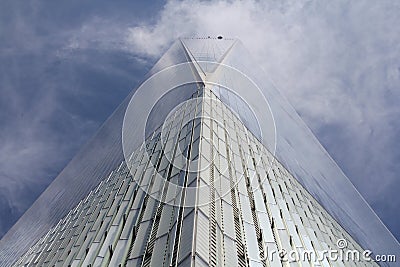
(61, 17, 128, 52)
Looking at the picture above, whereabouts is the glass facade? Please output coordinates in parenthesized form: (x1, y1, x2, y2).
(1, 37, 398, 266)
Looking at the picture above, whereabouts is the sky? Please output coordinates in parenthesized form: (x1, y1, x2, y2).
(0, 0, 399, 244)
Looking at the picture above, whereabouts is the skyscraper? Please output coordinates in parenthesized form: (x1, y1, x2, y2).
(1, 38, 398, 266)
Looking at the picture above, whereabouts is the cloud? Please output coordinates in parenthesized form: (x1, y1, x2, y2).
(62, 17, 128, 52)
(0, 2, 151, 238)
(0, 51, 98, 223)
(125, 0, 400, 238)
